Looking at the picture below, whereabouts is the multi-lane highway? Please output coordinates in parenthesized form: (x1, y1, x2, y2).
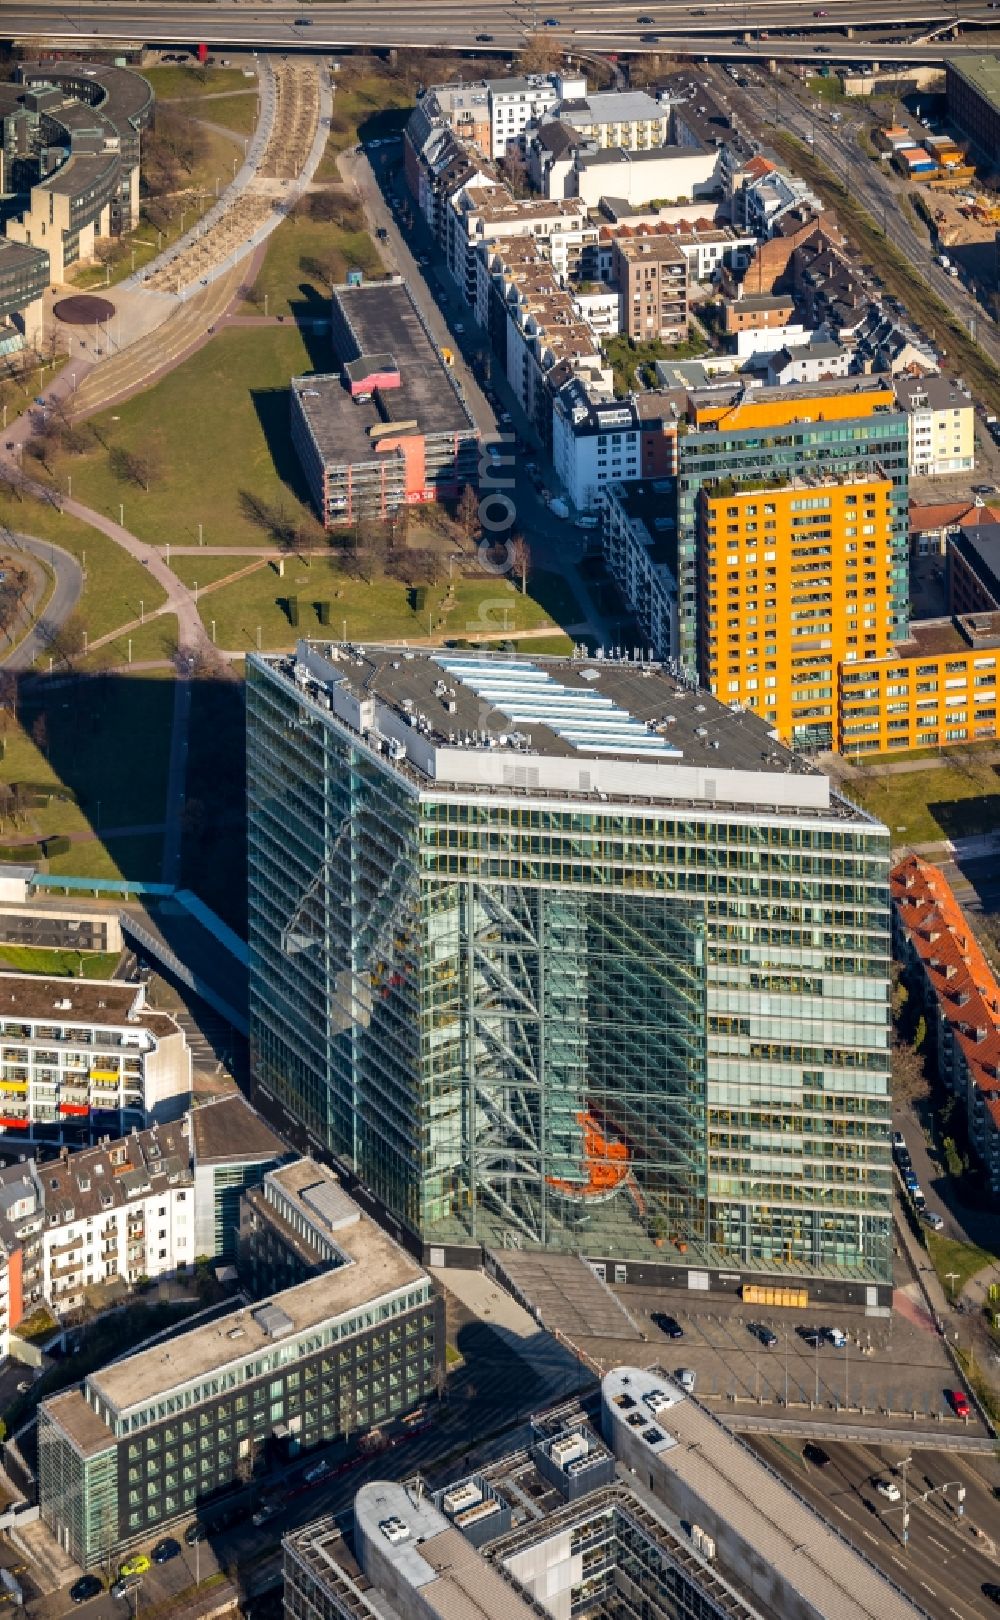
(750, 1435, 1000, 1620)
(2, 0, 1000, 58)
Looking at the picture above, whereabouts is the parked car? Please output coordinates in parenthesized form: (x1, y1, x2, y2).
(948, 1389, 970, 1418)
(152, 1538, 180, 1564)
(799, 1327, 824, 1348)
(70, 1575, 104, 1604)
(676, 1368, 697, 1393)
(826, 1327, 847, 1348)
(922, 1210, 945, 1232)
(749, 1323, 777, 1348)
(304, 1458, 331, 1484)
(118, 1556, 150, 1579)
(185, 1521, 206, 1545)
(876, 1478, 901, 1501)
(802, 1442, 831, 1468)
(891, 1130, 905, 1150)
(252, 1503, 278, 1527)
(651, 1312, 683, 1339)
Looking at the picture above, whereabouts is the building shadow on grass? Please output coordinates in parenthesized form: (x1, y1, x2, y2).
(927, 775, 1000, 851)
(285, 286, 332, 372)
(10, 668, 247, 938)
(249, 385, 321, 514)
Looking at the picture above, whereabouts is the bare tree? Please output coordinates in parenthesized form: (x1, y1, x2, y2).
(457, 482, 480, 544)
(109, 446, 160, 492)
(519, 32, 563, 75)
(510, 534, 531, 594)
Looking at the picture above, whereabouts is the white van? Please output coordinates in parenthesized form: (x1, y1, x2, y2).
(676, 1368, 697, 1394)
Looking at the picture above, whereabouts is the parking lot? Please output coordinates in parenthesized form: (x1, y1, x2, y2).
(613, 1279, 979, 1433)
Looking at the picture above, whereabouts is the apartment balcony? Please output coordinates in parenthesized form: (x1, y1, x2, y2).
(48, 1235, 82, 1258)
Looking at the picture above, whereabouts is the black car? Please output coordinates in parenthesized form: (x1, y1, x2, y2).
(641, 33, 661, 41)
(983, 1585, 1000, 1607)
(749, 1322, 778, 1348)
(70, 1575, 103, 1604)
(803, 1442, 831, 1468)
(798, 1326, 824, 1347)
(185, 1520, 206, 1545)
(153, 1537, 181, 1564)
(476, 32, 494, 41)
(652, 1312, 683, 1339)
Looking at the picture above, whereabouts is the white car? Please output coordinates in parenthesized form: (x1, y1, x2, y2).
(304, 1459, 330, 1484)
(876, 1479, 901, 1502)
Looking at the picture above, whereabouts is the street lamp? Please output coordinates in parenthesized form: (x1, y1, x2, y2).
(945, 1271, 960, 1302)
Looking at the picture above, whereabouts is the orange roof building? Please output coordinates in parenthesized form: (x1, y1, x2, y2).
(891, 855, 1000, 1189)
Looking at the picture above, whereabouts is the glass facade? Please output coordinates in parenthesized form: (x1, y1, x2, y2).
(247, 655, 892, 1286)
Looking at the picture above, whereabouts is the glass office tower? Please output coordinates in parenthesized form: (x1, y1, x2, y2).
(247, 645, 892, 1293)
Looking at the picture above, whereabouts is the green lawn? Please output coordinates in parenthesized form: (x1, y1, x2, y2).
(142, 66, 256, 100)
(848, 763, 1000, 845)
(171, 554, 276, 591)
(199, 564, 559, 653)
(83, 614, 181, 672)
(176, 90, 259, 137)
(49, 327, 325, 550)
(241, 212, 383, 317)
(315, 73, 413, 172)
(0, 946, 121, 978)
(925, 1231, 997, 1298)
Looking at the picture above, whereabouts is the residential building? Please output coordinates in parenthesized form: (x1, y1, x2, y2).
(190, 1092, 289, 1261)
(612, 234, 689, 342)
(946, 56, 1000, 161)
(414, 81, 492, 158)
(290, 278, 480, 527)
(1, 62, 153, 281)
(553, 89, 671, 152)
(35, 1122, 194, 1316)
(723, 293, 797, 335)
(911, 498, 1000, 559)
(0, 975, 190, 1145)
(487, 72, 581, 160)
(601, 481, 679, 656)
(675, 377, 910, 737)
(602, 1368, 925, 1620)
(892, 855, 1000, 1192)
(449, 189, 594, 309)
(837, 614, 999, 754)
(950, 522, 1000, 612)
(568, 142, 721, 210)
(764, 339, 852, 387)
(476, 235, 608, 450)
(893, 374, 975, 477)
(248, 642, 892, 1299)
(0, 1164, 44, 1354)
(605, 219, 752, 287)
(551, 379, 680, 511)
(38, 1161, 442, 1565)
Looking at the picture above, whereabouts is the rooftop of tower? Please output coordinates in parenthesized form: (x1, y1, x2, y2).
(254, 644, 881, 824)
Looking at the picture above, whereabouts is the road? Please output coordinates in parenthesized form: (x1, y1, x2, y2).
(2, 0, 1000, 60)
(0, 535, 83, 673)
(352, 138, 616, 642)
(749, 1434, 1000, 1620)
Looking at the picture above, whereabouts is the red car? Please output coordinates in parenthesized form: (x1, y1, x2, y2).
(948, 1389, 970, 1418)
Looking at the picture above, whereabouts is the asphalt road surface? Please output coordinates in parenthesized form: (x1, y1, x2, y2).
(2, 0, 999, 59)
(750, 1434, 1000, 1620)
(0, 534, 84, 673)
